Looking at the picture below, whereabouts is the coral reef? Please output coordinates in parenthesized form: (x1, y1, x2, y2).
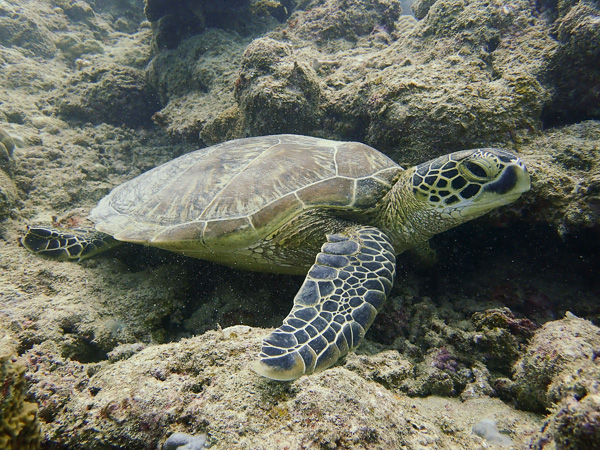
(0, 334, 41, 449)
(0, 0, 598, 447)
(193, 0, 555, 163)
(21, 327, 542, 448)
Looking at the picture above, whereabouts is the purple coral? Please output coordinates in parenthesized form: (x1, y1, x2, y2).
(432, 347, 458, 373)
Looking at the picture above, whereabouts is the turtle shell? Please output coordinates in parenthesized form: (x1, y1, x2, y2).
(90, 134, 400, 251)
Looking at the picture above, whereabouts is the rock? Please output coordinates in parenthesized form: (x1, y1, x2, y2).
(536, 394, 600, 449)
(0, 127, 16, 158)
(542, 1, 600, 126)
(460, 366, 496, 401)
(288, 0, 402, 43)
(54, 34, 104, 61)
(147, 29, 246, 140)
(235, 37, 323, 135)
(21, 328, 542, 449)
(499, 313, 600, 448)
(512, 313, 600, 412)
(0, 1, 57, 57)
(519, 121, 600, 234)
(470, 307, 537, 373)
(214, 0, 555, 162)
(411, 0, 436, 19)
(0, 128, 19, 219)
(144, 0, 255, 49)
(344, 348, 414, 388)
(55, 63, 160, 127)
(60, 0, 95, 22)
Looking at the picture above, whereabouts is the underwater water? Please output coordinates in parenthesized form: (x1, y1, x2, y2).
(1, 0, 599, 448)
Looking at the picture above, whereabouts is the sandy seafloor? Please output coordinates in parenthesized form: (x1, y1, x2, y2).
(1, 0, 600, 449)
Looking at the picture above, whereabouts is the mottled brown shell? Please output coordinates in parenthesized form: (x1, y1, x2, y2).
(90, 135, 400, 250)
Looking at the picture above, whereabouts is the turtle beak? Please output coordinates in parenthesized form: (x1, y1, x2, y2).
(483, 159, 530, 196)
(512, 157, 531, 194)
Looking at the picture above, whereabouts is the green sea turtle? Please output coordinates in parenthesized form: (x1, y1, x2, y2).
(22, 134, 530, 381)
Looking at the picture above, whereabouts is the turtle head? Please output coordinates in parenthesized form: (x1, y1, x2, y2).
(409, 148, 530, 226)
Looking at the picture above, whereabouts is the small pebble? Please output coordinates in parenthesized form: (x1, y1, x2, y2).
(163, 432, 208, 450)
(472, 419, 512, 446)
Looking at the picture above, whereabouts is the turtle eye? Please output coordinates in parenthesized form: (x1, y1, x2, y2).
(464, 161, 489, 178)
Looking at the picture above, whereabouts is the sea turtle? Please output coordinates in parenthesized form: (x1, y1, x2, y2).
(22, 134, 530, 381)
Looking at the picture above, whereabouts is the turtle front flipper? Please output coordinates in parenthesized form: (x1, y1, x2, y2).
(21, 226, 117, 261)
(253, 226, 396, 381)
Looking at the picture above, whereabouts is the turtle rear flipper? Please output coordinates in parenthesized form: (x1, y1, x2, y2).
(22, 226, 117, 261)
(253, 225, 396, 381)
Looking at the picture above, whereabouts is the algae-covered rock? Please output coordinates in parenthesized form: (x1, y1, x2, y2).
(0, 127, 16, 159)
(54, 34, 104, 61)
(519, 121, 600, 234)
(55, 63, 160, 127)
(235, 37, 323, 135)
(471, 307, 538, 372)
(542, 0, 600, 126)
(512, 313, 600, 412)
(289, 0, 402, 43)
(147, 30, 246, 140)
(536, 394, 600, 449)
(54, 0, 95, 22)
(411, 0, 436, 19)
(513, 313, 600, 448)
(0, 333, 41, 450)
(222, 0, 554, 162)
(144, 0, 263, 49)
(0, 128, 19, 220)
(0, 1, 57, 57)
